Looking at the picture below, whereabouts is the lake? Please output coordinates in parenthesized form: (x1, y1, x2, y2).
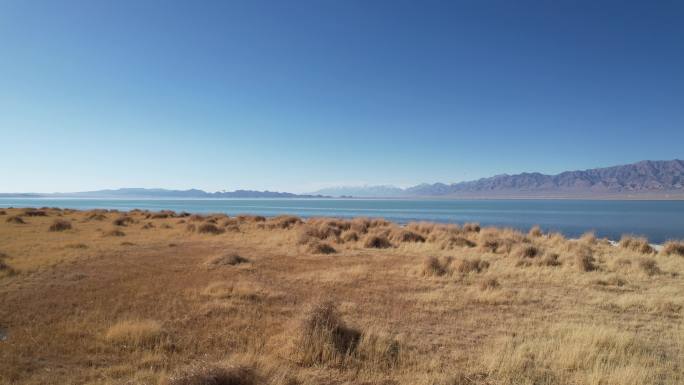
(1, 198, 683, 243)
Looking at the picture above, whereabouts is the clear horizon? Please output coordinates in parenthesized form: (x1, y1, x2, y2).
(2, 1, 683, 193)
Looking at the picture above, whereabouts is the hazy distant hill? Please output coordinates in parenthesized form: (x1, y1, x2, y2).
(0, 188, 327, 199)
(314, 160, 684, 198)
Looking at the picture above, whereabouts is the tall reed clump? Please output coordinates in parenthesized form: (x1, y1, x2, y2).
(619, 235, 654, 254)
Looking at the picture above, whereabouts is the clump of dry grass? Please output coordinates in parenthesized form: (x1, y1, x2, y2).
(292, 300, 401, 370)
(528, 225, 543, 237)
(163, 363, 258, 385)
(22, 208, 47, 217)
(619, 235, 654, 254)
(188, 214, 206, 222)
(638, 258, 661, 276)
(294, 300, 361, 366)
(6, 215, 25, 224)
(363, 234, 392, 249)
(186, 224, 197, 232)
(661, 240, 684, 257)
(454, 258, 490, 274)
(514, 244, 541, 259)
(538, 252, 561, 267)
(141, 222, 155, 229)
(149, 210, 176, 219)
(104, 319, 163, 348)
(201, 281, 265, 302)
(0, 210, 6, 215)
(307, 241, 337, 254)
(103, 229, 126, 237)
(112, 216, 134, 226)
(579, 231, 597, 244)
(462, 222, 481, 233)
(576, 250, 597, 272)
(205, 253, 249, 268)
(268, 215, 302, 229)
(391, 229, 426, 243)
(341, 230, 359, 242)
(422, 256, 451, 276)
(198, 223, 224, 235)
(441, 235, 476, 250)
(49, 219, 72, 232)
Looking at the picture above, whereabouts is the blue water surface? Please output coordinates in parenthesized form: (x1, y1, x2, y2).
(1, 198, 683, 243)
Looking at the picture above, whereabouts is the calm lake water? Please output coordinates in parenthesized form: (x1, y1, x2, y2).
(1, 198, 683, 243)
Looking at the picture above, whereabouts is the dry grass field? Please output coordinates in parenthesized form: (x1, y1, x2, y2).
(1, 207, 683, 385)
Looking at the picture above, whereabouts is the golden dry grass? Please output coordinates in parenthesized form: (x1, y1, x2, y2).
(0, 207, 683, 385)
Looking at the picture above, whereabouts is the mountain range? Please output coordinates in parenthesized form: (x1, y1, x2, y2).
(313, 159, 684, 198)
(1, 160, 683, 199)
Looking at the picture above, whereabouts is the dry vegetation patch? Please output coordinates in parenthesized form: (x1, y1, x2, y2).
(485, 324, 676, 385)
(104, 319, 164, 349)
(662, 240, 684, 257)
(5, 215, 25, 224)
(198, 223, 224, 235)
(49, 219, 72, 232)
(364, 234, 392, 249)
(205, 253, 250, 268)
(619, 235, 655, 254)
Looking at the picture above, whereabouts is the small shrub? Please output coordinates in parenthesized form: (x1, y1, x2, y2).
(104, 229, 126, 237)
(49, 219, 72, 232)
(638, 258, 661, 276)
(364, 234, 392, 249)
(141, 222, 155, 229)
(454, 258, 489, 274)
(104, 319, 163, 348)
(188, 214, 206, 222)
(197, 223, 224, 235)
(308, 241, 337, 254)
(662, 240, 684, 257)
(0, 210, 6, 215)
(6, 216, 25, 224)
(619, 235, 654, 254)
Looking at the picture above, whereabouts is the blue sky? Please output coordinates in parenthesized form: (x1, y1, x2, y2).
(1, 1, 683, 193)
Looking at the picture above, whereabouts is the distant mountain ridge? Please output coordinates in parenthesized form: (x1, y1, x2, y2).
(313, 160, 684, 198)
(0, 188, 327, 199)
(2, 160, 683, 199)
